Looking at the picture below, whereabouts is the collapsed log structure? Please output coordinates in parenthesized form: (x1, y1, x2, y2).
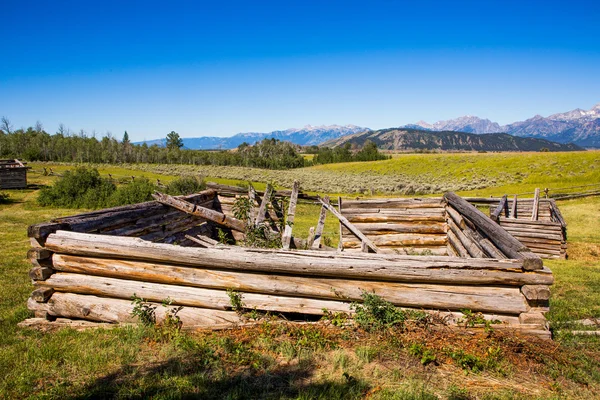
(0, 159, 29, 189)
(464, 192, 568, 259)
(24, 184, 554, 338)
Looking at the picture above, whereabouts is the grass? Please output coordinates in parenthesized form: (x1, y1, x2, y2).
(1, 154, 599, 398)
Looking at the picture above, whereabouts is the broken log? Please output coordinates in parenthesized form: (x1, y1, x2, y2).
(282, 181, 299, 250)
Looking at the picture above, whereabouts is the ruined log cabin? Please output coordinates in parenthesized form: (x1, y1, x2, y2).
(25, 185, 554, 338)
(0, 159, 29, 189)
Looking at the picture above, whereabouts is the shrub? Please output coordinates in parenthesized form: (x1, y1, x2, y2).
(165, 176, 205, 195)
(0, 192, 10, 204)
(37, 167, 116, 208)
(108, 177, 156, 206)
(351, 291, 407, 331)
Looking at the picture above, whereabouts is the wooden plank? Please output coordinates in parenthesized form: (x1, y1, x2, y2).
(337, 196, 344, 252)
(255, 184, 273, 225)
(45, 231, 554, 285)
(511, 195, 518, 218)
(491, 195, 508, 222)
(319, 198, 380, 253)
(282, 181, 299, 250)
(532, 188, 540, 221)
(50, 256, 529, 314)
(152, 192, 246, 232)
(312, 196, 329, 249)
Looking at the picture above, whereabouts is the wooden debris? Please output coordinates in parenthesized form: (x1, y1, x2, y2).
(282, 181, 299, 250)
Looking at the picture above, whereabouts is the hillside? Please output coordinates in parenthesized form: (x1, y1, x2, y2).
(322, 127, 583, 152)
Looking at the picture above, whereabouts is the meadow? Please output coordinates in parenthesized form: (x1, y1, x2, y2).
(0, 151, 599, 399)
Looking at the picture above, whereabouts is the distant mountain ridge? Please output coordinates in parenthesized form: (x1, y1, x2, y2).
(408, 103, 600, 147)
(322, 128, 583, 152)
(137, 125, 368, 149)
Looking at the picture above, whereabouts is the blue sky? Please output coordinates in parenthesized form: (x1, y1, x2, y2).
(1, 0, 599, 141)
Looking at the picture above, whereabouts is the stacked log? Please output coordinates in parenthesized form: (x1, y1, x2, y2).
(0, 159, 28, 189)
(24, 189, 554, 338)
(340, 198, 448, 255)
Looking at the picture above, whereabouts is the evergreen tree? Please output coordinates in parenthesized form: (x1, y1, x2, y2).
(123, 131, 130, 144)
(166, 131, 183, 150)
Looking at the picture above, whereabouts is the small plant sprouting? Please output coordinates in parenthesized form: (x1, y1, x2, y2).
(162, 297, 184, 332)
(351, 291, 407, 332)
(227, 289, 245, 313)
(131, 294, 157, 326)
(216, 227, 233, 245)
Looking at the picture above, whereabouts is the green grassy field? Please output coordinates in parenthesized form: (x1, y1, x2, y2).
(1, 153, 599, 399)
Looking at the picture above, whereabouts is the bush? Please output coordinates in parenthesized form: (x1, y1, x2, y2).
(0, 192, 10, 204)
(351, 291, 407, 332)
(38, 167, 116, 208)
(109, 177, 156, 206)
(165, 176, 205, 196)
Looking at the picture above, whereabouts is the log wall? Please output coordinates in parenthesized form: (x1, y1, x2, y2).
(0, 159, 28, 189)
(24, 190, 553, 338)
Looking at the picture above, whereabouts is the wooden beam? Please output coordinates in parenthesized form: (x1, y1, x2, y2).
(255, 184, 273, 226)
(152, 191, 246, 232)
(511, 195, 518, 219)
(282, 181, 299, 250)
(318, 197, 379, 253)
(312, 196, 329, 249)
(491, 195, 508, 222)
(531, 188, 540, 221)
(337, 196, 344, 252)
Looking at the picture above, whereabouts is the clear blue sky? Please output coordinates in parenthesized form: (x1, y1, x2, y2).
(1, 0, 599, 141)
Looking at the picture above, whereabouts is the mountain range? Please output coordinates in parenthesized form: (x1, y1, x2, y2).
(136, 103, 599, 149)
(321, 128, 582, 152)
(138, 125, 368, 149)
(409, 103, 600, 147)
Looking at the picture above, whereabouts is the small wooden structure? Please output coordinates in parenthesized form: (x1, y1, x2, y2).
(24, 185, 553, 338)
(0, 159, 29, 189)
(464, 192, 567, 259)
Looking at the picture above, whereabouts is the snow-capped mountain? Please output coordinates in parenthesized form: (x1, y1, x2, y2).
(137, 124, 368, 149)
(407, 103, 600, 147)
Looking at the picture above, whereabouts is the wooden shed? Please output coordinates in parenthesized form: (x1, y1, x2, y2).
(0, 159, 29, 189)
(24, 184, 553, 338)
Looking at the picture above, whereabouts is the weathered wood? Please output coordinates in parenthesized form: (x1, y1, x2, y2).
(38, 273, 353, 315)
(511, 195, 518, 219)
(447, 230, 470, 258)
(444, 192, 543, 270)
(152, 192, 246, 232)
(312, 196, 329, 249)
(446, 206, 466, 229)
(479, 238, 506, 259)
(184, 234, 217, 248)
(342, 198, 444, 209)
(307, 227, 316, 249)
(491, 195, 508, 222)
(28, 293, 243, 326)
(31, 287, 54, 302)
(282, 181, 299, 250)
(447, 220, 486, 258)
(343, 233, 447, 247)
(319, 198, 379, 253)
(549, 199, 567, 227)
(532, 188, 540, 221)
(521, 285, 551, 301)
(337, 196, 344, 252)
(50, 256, 529, 313)
(29, 267, 54, 281)
(45, 231, 554, 285)
(342, 222, 447, 235)
(255, 184, 273, 225)
(446, 243, 458, 257)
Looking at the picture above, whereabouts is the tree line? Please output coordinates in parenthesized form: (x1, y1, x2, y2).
(0, 118, 387, 169)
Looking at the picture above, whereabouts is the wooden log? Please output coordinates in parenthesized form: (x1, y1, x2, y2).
(498, 220, 563, 230)
(319, 198, 379, 253)
(446, 243, 458, 257)
(152, 192, 246, 232)
(446, 205, 466, 229)
(479, 238, 506, 259)
(447, 220, 486, 258)
(491, 195, 508, 222)
(282, 181, 299, 250)
(38, 273, 353, 315)
(343, 233, 447, 247)
(532, 188, 540, 221)
(28, 293, 243, 326)
(342, 222, 447, 235)
(444, 192, 543, 270)
(31, 287, 54, 302)
(255, 184, 273, 226)
(342, 198, 444, 209)
(312, 196, 329, 249)
(50, 256, 529, 313)
(29, 267, 54, 281)
(345, 214, 446, 223)
(447, 230, 470, 258)
(549, 199, 567, 227)
(45, 231, 554, 285)
(521, 285, 551, 301)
